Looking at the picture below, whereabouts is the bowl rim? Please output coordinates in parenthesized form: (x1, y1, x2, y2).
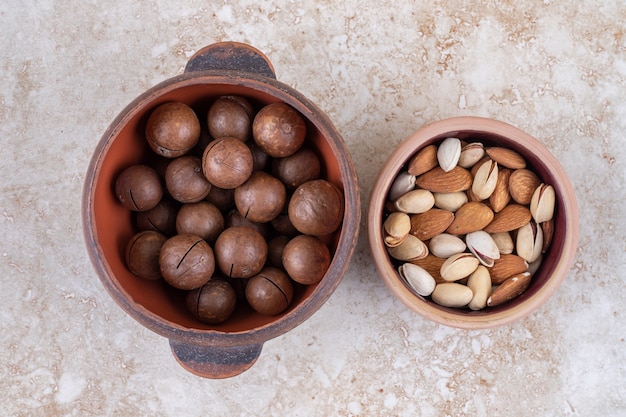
(82, 69, 361, 346)
(367, 116, 579, 329)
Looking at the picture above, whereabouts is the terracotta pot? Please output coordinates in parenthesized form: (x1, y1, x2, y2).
(367, 117, 578, 329)
(82, 43, 360, 378)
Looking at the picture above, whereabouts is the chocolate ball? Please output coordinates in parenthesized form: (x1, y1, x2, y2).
(245, 267, 294, 315)
(165, 156, 212, 203)
(252, 103, 306, 157)
(248, 140, 271, 171)
(226, 210, 271, 239)
(234, 171, 286, 223)
(186, 279, 237, 324)
(159, 234, 215, 290)
(202, 137, 253, 189)
(207, 96, 254, 141)
(145, 101, 200, 158)
(214, 226, 267, 279)
(136, 197, 179, 236)
(176, 202, 224, 243)
(288, 179, 344, 236)
(125, 231, 167, 279)
(282, 235, 331, 285)
(267, 235, 290, 269)
(205, 185, 235, 212)
(115, 164, 163, 211)
(270, 212, 299, 237)
(272, 147, 321, 189)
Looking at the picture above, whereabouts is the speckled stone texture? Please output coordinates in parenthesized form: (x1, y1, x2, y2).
(1, 0, 625, 416)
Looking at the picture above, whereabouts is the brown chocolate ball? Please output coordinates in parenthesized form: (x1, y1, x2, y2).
(282, 235, 331, 285)
(234, 171, 286, 223)
(248, 140, 271, 171)
(125, 231, 167, 279)
(226, 210, 271, 239)
(252, 103, 306, 157)
(165, 156, 212, 203)
(267, 235, 290, 269)
(205, 185, 235, 212)
(145, 101, 201, 158)
(115, 164, 163, 211)
(207, 96, 254, 141)
(270, 212, 299, 237)
(176, 202, 224, 243)
(214, 226, 267, 279)
(159, 234, 215, 290)
(202, 137, 254, 189)
(288, 179, 344, 236)
(245, 267, 294, 315)
(186, 279, 237, 324)
(272, 147, 321, 189)
(136, 197, 179, 236)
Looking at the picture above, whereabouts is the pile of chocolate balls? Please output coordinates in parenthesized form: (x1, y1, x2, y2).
(115, 97, 344, 324)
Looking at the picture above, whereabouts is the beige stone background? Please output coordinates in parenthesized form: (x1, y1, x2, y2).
(1, 0, 625, 416)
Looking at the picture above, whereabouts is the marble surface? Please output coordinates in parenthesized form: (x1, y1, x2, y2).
(1, 0, 625, 415)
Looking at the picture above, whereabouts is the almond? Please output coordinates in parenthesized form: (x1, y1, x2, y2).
(485, 147, 526, 169)
(487, 271, 532, 307)
(489, 254, 529, 284)
(541, 218, 554, 253)
(408, 144, 438, 176)
(483, 204, 532, 233)
(489, 168, 511, 212)
(509, 168, 541, 205)
(410, 209, 455, 241)
(446, 202, 494, 235)
(415, 166, 473, 193)
(409, 254, 446, 284)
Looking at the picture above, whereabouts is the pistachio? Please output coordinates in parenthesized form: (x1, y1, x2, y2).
(429, 233, 467, 258)
(431, 283, 473, 308)
(383, 212, 411, 247)
(398, 263, 436, 296)
(465, 230, 501, 267)
(433, 191, 468, 212)
(541, 218, 554, 253)
(394, 189, 435, 214)
(387, 234, 429, 261)
(527, 255, 543, 275)
(440, 252, 480, 282)
(490, 232, 514, 254)
(458, 142, 485, 168)
(437, 137, 461, 172)
(467, 265, 492, 310)
(530, 183, 555, 223)
(471, 159, 499, 200)
(388, 171, 416, 201)
(516, 221, 543, 263)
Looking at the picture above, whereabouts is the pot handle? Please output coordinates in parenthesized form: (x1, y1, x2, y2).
(184, 42, 276, 79)
(169, 339, 263, 379)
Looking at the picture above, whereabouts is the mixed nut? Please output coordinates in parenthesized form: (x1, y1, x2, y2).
(383, 137, 556, 310)
(116, 97, 344, 324)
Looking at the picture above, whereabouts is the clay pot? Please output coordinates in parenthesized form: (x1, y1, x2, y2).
(367, 117, 578, 329)
(83, 42, 360, 378)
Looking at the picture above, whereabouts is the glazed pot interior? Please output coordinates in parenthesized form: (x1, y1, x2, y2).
(87, 75, 352, 335)
(370, 118, 578, 327)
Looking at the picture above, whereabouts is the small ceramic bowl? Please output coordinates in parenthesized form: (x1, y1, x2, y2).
(367, 117, 578, 329)
(82, 43, 360, 378)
